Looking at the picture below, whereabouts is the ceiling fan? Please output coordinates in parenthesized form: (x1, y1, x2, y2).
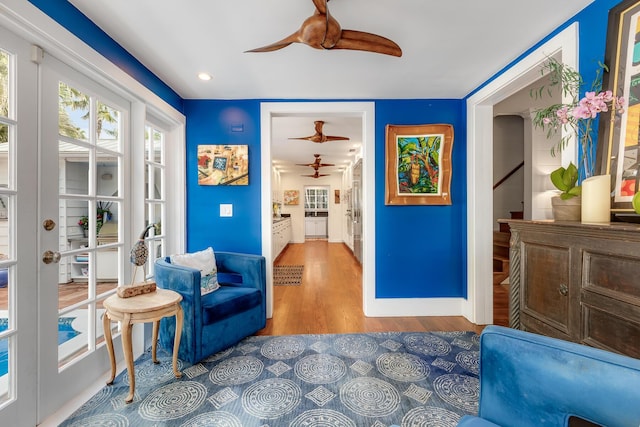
(289, 121, 349, 143)
(302, 170, 330, 179)
(246, 0, 402, 57)
(296, 154, 335, 170)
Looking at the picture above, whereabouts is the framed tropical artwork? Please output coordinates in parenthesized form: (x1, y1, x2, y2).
(385, 124, 454, 205)
(197, 145, 249, 185)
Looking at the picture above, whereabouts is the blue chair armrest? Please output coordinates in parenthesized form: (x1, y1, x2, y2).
(215, 251, 266, 293)
(154, 257, 203, 354)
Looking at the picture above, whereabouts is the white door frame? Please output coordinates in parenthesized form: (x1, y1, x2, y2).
(260, 102, 375, 318)
(464, 23, 579, 324)
(0, 24, 39, 427)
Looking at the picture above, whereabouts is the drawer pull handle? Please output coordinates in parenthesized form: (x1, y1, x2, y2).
(558, 284, 568, 296)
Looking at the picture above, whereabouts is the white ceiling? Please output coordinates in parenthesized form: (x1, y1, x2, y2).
(69, 0, 593, 174)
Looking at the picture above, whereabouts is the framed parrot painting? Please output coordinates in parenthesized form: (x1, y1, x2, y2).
(385, 124, 453, 205)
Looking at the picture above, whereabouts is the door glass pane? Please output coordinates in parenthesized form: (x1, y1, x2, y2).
(1, 49, 8, 118)
(59, 143, 89, 196)
(59, 254, 88, 311)
(95, 101, 120, 152)
(145, 164, 162, 200)
(58, 306, 88, 368)
(0, 335, 9, 402)
(97, 155, 118, 198)
(0, 125, 8, 185)
(96, 247, 118, 286)
(58, 82, 89, 142)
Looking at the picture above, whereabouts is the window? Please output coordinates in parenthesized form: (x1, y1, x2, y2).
(304, 186, 329, 211)
(144, 124, 166, 278)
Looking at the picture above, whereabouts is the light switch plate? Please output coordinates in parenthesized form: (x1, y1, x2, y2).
(220, 204, 233, 217)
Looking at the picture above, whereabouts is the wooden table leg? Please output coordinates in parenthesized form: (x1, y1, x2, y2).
(103, 312, 116, 386)
(151, 320, 160, 364)
(172, 305, 183, 378)
(121, 313, 135, 404)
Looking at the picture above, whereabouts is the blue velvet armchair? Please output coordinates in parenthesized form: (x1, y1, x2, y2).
(458, 325, 640, 427)
(154, 252, 266, 364)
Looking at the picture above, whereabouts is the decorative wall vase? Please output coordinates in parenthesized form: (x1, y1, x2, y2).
(551, 195, 581, 221)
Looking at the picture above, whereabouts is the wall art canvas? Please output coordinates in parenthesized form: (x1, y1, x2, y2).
(284, 190, 299, 205)
(197, 145, 249, 185)
(385, 124, 453, 205)
(597, 0, 640, 213)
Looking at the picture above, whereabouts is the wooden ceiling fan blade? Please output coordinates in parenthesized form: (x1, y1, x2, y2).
(323, 135, 349, 141)
(311, 0, 328, 15)
(335, 30, 402, 57)
(289, 135, 316, 141)
(245, 33, 299, 53)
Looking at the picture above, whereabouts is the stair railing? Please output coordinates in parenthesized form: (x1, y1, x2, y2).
(493, 161, 524, 190)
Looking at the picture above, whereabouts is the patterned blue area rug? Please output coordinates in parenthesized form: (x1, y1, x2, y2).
(60, 331, 480, 426)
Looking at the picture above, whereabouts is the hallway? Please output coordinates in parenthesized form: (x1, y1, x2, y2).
(257, 241, 488, 336)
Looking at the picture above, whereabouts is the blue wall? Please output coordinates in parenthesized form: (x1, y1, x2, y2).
(374, 100, 466, 298)
(26, 0, 624, 301)
(183, 100, 263, 255)
(183, 99, 467, 299)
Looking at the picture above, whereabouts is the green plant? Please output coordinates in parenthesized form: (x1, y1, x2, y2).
(78, 216, 89, 230)
(550, 162, 582, 200)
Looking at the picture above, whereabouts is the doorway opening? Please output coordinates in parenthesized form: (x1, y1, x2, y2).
(467, 23, 578, 325)
(260, 102, 375, 319)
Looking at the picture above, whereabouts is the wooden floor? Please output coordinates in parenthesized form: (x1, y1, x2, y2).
(257, 240, 509, 336)
(0, 242, 509, 330)
(0, 282, 117, 311)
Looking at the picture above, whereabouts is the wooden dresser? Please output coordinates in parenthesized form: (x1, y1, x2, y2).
(504, 219, 640, 358)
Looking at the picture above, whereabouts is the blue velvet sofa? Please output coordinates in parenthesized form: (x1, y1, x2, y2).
(458, 325, 640, 427)
(154, 252, 266, 364)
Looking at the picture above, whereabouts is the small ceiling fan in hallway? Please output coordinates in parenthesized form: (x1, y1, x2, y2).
(296, 154, 335, 170)
(289, 120, 349, 143)
(302, 170, 330, 178)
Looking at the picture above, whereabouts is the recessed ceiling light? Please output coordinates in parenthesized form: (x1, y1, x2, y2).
(198, 72, 212, 81)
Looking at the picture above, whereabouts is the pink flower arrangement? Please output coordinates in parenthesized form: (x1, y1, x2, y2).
(532, 58, 627, 178)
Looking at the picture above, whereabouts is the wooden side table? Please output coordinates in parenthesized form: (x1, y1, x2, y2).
(103, 287, 183, 403)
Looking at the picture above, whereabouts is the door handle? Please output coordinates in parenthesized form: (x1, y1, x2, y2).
(42, 250, 61, 264)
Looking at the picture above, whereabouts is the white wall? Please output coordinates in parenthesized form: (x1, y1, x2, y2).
(493, 115, 524, 229)
(494, 72, 562, 220)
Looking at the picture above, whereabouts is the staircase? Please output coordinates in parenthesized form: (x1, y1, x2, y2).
(493, 211, 522, 284)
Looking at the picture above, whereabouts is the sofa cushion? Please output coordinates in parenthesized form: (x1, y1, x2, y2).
(201, 286, 262, 324)
(171, 247, 219, 295)
(201, 273, 220, 295)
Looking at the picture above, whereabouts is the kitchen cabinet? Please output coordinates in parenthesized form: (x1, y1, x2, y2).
(305, 217, 327, 238)
(272, 218, 291, 261)
(506, 219, 640, 358)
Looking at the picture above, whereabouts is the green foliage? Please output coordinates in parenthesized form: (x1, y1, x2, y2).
(550, 162, 582, 200)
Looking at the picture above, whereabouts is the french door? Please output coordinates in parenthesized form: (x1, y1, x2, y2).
(0, 25, 132, 424)
(37, 53, 129, 419)
(0, 24, 39, 427)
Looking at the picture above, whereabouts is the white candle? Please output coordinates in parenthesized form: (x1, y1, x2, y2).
(581, 175, 611, 223)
